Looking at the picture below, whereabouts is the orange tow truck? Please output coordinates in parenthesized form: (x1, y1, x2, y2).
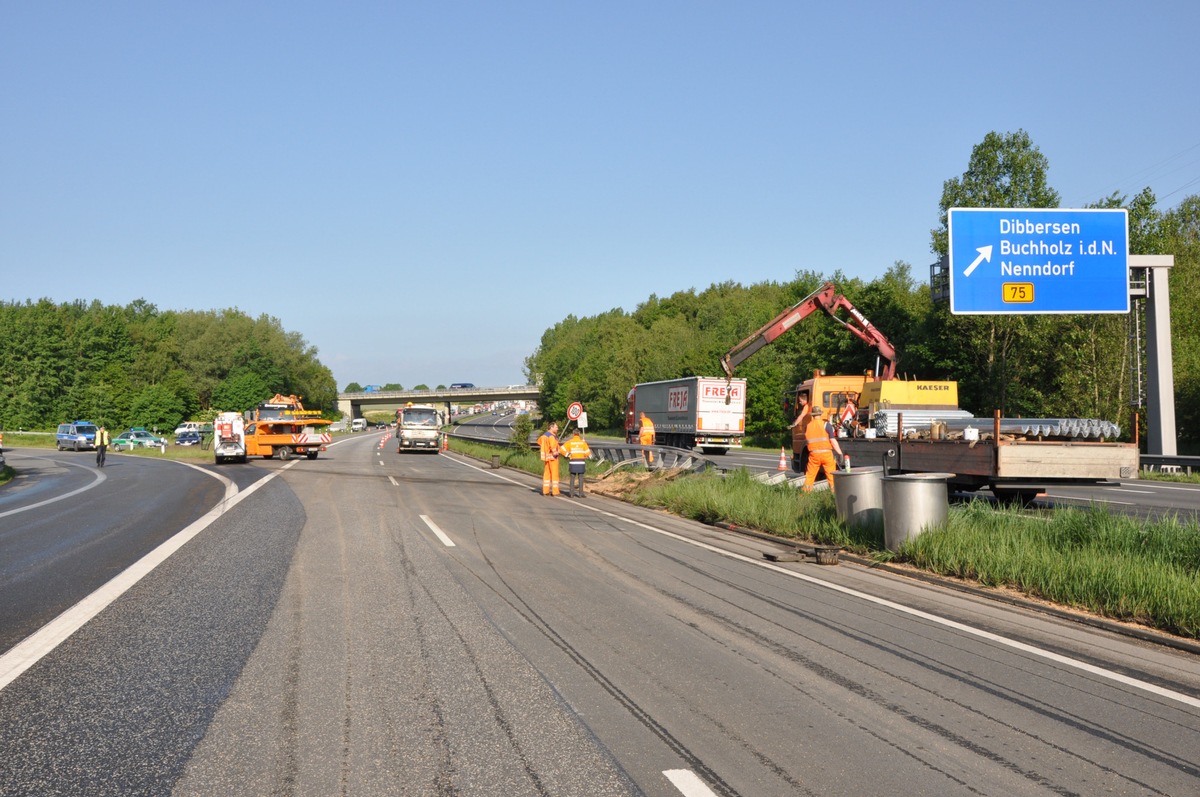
(244, 394, 331, 461)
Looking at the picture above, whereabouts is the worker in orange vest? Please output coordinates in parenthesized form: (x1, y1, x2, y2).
(538, 421, 562, 496)
(560, 428, 592, 497)
(638, 412, 655, 466)
(804, 407, 844, 493)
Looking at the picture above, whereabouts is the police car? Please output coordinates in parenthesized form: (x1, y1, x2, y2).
(56, 421, 98, 451)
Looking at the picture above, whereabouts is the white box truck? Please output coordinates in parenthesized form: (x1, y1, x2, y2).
(624, 377, 747, 453)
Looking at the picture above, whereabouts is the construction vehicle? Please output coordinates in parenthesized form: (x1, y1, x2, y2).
(213, 412, 247, 464)
(244, 394, 330, 461)
(722, 281, 1139, 501)
(396, 403, 443, 452)
(624, 377, 747, 452)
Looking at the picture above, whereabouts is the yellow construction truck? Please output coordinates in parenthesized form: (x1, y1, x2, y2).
(722, 281, 1139, 502)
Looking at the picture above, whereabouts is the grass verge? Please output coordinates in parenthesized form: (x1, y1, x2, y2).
(906, 501, 1200, 638)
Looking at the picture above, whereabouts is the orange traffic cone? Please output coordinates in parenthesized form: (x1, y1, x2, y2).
(441, 434, 449, 452)
(777, 447, 788, 471)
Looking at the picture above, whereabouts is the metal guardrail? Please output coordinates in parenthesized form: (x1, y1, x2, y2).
(586, 442, 718, 473)
(447, 427, 719, 473)
(1140, 454, 1200, 475)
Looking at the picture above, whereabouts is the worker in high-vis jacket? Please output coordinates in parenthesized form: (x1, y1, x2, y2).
(638, 412, 655, 466)
(538, 421, 562, 496)
(560, 428, 592, 497)
(803, 407, 844, 493)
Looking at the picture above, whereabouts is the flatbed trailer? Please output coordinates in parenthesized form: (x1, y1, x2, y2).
(836, 436, 1139, 503)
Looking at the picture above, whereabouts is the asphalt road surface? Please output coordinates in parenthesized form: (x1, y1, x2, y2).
(1, 434, 1198, 796)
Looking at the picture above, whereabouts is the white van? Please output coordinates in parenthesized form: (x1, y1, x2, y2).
(351, 418, 368, 432)
(173, 421, 212, 436)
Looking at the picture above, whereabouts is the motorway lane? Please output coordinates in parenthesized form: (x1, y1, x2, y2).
(187, 437, 1200, 794)
(0, 457, 303, 795)
(374, 453, 1200, 796)
(1044, 479, 1200, 519)
(3, 433, 1198, 795)
(0, 448, 233, 653)
(172, 433, 638, 797)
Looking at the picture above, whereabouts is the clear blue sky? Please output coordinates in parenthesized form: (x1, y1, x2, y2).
(4, 2, 1197, 391)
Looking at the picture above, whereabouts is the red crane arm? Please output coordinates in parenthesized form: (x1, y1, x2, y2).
(719, 281, 897, 381)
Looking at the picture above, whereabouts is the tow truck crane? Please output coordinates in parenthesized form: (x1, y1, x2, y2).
(720, 281, 897, 382)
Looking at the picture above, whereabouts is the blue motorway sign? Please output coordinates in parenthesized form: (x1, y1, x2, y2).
(948, 208, 1129, 314)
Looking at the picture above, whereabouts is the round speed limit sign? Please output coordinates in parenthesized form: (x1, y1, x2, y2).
(567, 402, 583, 421)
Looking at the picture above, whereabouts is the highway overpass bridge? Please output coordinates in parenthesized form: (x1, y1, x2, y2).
(338, 385, 539, 420)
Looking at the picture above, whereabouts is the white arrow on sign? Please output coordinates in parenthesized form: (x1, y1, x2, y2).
(962, 245, 993, 278)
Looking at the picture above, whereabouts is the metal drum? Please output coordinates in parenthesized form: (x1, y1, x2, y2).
(834, 465, 884, 532)
(881, 472, 955, 551)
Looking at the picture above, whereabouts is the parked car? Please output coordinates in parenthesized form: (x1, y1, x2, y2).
(175, 430, 203, 446)
(112, 429, 167, 450)
(56, 421, 98, 451)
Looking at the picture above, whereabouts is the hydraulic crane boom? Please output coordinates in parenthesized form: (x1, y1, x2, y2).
(719, 281, 898, 381)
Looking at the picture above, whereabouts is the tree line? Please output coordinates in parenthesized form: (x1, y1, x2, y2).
(0, 299, 338, 434)
(526, 131, 1200, 452)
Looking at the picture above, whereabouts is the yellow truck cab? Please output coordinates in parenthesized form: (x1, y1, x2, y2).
(788, 371, 961, 470)
(787, 373, 867, 467)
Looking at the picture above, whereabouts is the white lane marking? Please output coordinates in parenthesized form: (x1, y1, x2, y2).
(441, 453, 1200, 709)
(664, 769, 718, 797)
(177, 459, 238, 503)
(388, 476, 399, 486)
(0, 456, 106, 519)
(1044, 494, 1137, 506)
(1129, 482, 1200, 492)
(420, 514, 456, 547)
(0, 461, 297, 692)
(1107, 487, 1155, 494)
